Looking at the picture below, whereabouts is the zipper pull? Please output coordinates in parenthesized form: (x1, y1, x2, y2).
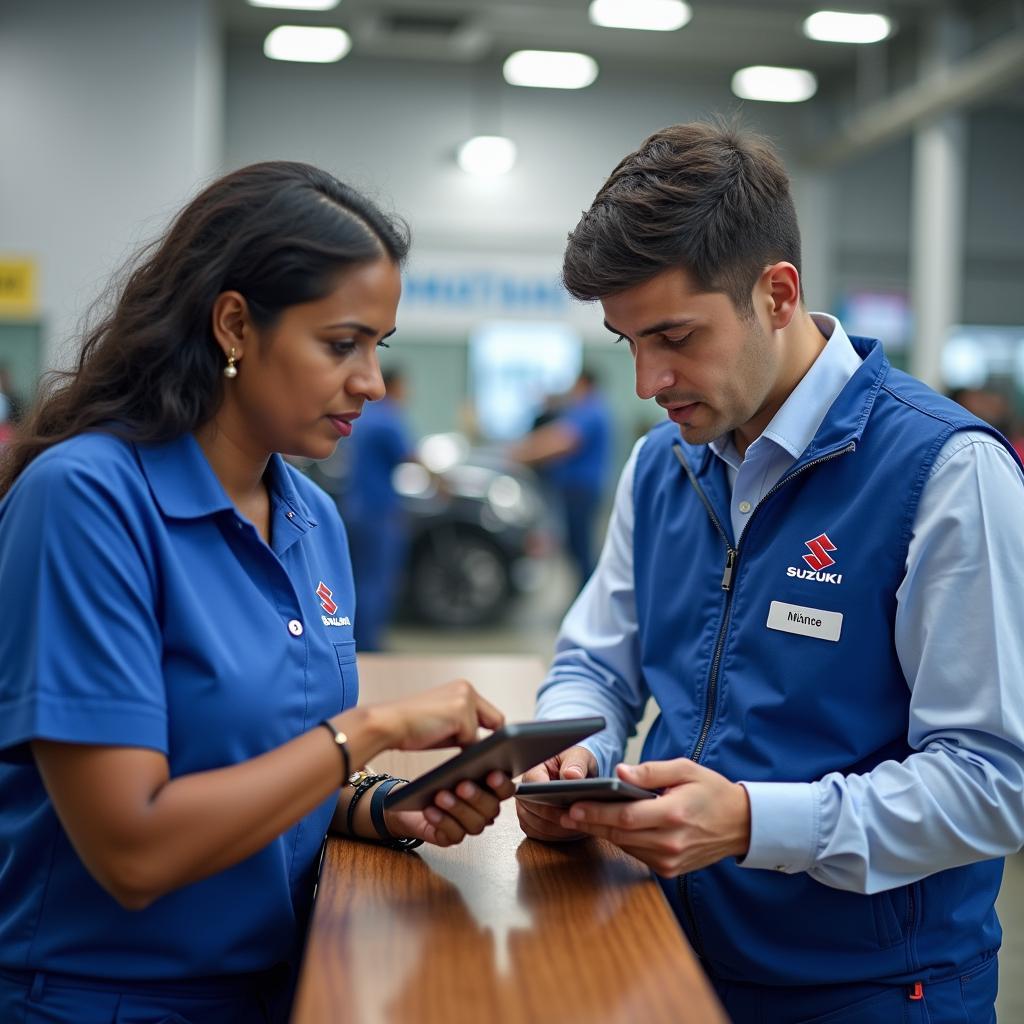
(908, 982, 924, 1001)
(721, 549, 737, 591)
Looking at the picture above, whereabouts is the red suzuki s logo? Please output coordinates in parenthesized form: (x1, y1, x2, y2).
(316, 581, 338, 615)
(802, 534, 837, 572)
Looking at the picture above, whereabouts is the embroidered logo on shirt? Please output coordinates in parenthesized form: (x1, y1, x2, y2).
(785, 533, 843, 584)
(802, 533, 837, 571)
(316, 581, 351, 627)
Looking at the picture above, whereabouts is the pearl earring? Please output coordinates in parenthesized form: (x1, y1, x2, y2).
(223, 348, 238, 379)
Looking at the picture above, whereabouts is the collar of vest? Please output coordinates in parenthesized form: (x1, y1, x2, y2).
(674, 334, 889, 480)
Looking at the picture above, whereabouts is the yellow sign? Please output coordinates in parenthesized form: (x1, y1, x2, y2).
(0, 256, 38, 317)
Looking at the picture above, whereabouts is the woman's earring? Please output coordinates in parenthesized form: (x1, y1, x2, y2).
(223, 348, 239, 379)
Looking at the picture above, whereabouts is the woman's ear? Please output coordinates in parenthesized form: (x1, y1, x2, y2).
(211, 291, 252, 360)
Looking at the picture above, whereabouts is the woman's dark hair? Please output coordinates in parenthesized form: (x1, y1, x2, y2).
(0, 161, 410, 497)
(562, 120, 801, 316)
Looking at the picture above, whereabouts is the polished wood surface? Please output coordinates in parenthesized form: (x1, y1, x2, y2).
(291, 655, 727, 1024)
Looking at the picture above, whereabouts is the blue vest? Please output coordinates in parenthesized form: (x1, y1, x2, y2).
(633, 337, 1013, 987)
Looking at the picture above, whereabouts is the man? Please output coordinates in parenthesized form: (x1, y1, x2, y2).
(516, 121, 1024, 1023)
(509, 368, 612, 589)
(340, 367, 415, 651)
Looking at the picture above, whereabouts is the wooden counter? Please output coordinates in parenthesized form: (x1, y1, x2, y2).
(291, 655, 727, 1024)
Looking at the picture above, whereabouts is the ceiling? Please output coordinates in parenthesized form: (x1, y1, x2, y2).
(220, 1, 1017, 87)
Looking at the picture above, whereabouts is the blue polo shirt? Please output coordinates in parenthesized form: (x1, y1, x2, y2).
(0, 431, 357, 980)
(541, 391, 612, 494)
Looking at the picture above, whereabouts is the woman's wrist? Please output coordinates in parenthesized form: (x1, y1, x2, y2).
(330, 705, 397, 764)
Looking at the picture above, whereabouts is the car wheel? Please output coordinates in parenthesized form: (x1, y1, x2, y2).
(409, 527, 510, 627)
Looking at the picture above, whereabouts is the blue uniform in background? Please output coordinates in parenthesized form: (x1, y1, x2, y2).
(539, 389, 612, 588)
(341, 397, 413, 651)
(0, 432, 357, 1023)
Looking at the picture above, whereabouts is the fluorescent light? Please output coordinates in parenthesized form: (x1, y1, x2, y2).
(589, 0, 691, 31)
(458, 136, 517, 177)
(803, 11, 892, 44)
(264, 25, 351, 62)
(731, 65, 818, 103)
(248, 0, 340, 10)
(503, 50, 598, 90)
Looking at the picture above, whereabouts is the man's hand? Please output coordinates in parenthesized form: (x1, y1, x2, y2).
(556, 759, 751, 876)
(515, 745, 598, 842)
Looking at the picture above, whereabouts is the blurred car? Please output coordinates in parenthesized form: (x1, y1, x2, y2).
(392, 434, 555, 628)
(301, 432, 555, 629)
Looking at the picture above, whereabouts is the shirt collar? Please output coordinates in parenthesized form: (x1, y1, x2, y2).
(135, 433, 316, 524)
(710, 313, 863, 467)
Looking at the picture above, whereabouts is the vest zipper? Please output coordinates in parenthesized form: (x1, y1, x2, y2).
(670, 440, 857, 960)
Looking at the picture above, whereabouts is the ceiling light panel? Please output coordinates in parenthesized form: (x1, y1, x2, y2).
(803, 11, 892, 44)
(264, 26, 352, 62)
(731, 65, 818, 103)
(588, 0, 692, 32)
(457, 136, 517, 177)
(503, 50, 599, 89)
(248, 0, 340, 10)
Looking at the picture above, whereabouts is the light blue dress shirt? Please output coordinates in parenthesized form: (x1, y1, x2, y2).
(535, 315, 1024, 894)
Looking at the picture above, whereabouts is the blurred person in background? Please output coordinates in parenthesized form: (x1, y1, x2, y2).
(949, 385, 1024, 462)
(517, 121, 1024, 1024)
(0, 162, 515, 1024)
(509, 368, 612, 590)
(340, 366, 415, 651)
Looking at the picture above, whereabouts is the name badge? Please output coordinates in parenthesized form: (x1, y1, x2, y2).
(766, 601, 843, 642)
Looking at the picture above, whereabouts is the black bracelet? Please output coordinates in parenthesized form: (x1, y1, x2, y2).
(370, 779, 424, 852)
(345, 772, 392, 836)
(319, 720, 350, 785)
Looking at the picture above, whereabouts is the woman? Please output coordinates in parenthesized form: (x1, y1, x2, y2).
(0, 162, 515, 1022)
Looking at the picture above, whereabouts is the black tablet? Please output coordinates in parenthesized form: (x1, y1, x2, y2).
(385, 717, 605, 812)
(516, 778, 658, 806)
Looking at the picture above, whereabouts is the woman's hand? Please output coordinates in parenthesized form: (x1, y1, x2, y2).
(367, 678, 505, 752)
(384, 770, 517, 847)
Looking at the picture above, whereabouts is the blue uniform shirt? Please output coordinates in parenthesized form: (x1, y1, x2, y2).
(541, 390, 612, 494)
(343, 397, 412, 520)
(0, 431, 356, 980)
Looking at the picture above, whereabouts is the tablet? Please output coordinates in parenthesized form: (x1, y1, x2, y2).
(385, 717, 605, 812)
(516, 778, 658, 806)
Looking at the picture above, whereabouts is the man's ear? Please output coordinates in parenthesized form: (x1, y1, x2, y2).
(757, 262, 801, 330)
(211, 290, 254, 360)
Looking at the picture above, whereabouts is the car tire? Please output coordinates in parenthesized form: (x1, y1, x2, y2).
(409, 526, 511, 627)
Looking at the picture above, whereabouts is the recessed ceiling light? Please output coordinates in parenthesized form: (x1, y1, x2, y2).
(248, 0, 340, 10)
(803, 10, 892, 44)
(731, 65, 818, 103)
(503, 50, 599, 90)
(457, 136, 518, 177)
(588, 0, 692, 32)
(263, 26, 351, 62)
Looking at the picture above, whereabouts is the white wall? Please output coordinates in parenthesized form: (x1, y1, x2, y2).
(0, 0, 222, 367)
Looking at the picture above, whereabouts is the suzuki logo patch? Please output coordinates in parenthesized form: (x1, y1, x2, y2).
(786, 533, 843, 585)
(802, 533, 837, 571)
(316, 581, 351, 627)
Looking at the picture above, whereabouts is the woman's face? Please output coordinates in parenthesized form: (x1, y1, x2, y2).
(221, 256, 402, 460)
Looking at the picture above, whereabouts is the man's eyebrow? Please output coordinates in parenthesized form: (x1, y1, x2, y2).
(323, 321, 397, 339)
(603, 317, 698, 339)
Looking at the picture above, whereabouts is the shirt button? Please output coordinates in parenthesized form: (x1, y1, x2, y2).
(738, 501, 752, 514)
(286, 511, 295, 519)
(287, 619, 304, 637)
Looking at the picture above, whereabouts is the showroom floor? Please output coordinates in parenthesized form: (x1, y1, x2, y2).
(388, 558, 1024, 1019)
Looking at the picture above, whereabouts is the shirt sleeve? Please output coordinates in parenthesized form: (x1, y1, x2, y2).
(534, 438, 650, 774)
(0, 450, 167, 757)
(741, 430, 1024, 891)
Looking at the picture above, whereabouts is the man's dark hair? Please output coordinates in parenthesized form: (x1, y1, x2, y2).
(562, 120, 802, 317)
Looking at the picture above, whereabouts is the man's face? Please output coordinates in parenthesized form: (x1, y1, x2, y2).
(600, 266, 780, 448)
